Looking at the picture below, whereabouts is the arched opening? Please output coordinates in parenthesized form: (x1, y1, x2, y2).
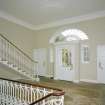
(49, 29, 88, 82)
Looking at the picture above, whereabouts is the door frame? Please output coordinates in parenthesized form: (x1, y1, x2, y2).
(33, 48, 47, 77)
(54, 42, 78, 81)
(97, 45, 105, 83)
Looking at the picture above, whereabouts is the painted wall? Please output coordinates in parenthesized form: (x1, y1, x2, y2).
(0, 18, 36, 79)
(0, 18, 36, 57)
(33, 17, 105, 81)
(0, 16, 105, 82)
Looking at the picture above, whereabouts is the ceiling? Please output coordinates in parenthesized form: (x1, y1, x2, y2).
(0, 0, 105, 30)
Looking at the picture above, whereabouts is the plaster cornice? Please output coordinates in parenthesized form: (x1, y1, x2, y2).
(0, 10, 105, 30)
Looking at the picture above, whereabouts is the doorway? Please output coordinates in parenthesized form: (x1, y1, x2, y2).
(34, 48, 47, 77)
(55, 44, 75, 81)
(49, 28, 88, 81)
(97, 45, 105, 84)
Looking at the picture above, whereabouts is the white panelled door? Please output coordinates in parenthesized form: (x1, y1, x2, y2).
(55, 44, 75, 81)
(97, 45, 105, 84)
(34, 48, 47, 77)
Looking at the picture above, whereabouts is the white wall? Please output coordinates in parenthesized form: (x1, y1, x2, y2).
(0, 18, 36, 79)
(0, 16, 105, 82)
(33, 17, 105, 81)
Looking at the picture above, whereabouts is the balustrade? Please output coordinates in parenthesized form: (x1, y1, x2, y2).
(0, 78, 64, 105)
(0, 34, 64, 104)
(0, 34, 38, 80)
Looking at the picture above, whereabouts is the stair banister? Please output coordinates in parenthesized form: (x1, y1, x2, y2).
(0, 34, 35, 63)
(0, 33, 38, 80)
(0, 77, 65, 105)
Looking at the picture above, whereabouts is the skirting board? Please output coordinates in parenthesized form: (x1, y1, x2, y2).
(80, 79, 97, 83)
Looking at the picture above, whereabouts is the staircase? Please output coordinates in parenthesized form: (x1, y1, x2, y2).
(0, 33, 38, 81)
(0, 34, 65, 105)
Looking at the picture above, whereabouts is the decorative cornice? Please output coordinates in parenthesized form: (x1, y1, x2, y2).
(35, 10, 105, 30)
(0, 11, 35, 30)
(0, 10, 105, 31)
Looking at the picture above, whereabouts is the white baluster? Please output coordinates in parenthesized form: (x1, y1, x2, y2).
(27, 87, 30, 103)
(0, 78, 64, 105)
(9, 44, 13, 65)
(2, 39, 5, 61)
(36, 87, 39, 100)
(12, 49, 15, 66)
(33, 89, 36, 102)
(2, 38, 4, 61)
(36, 62, 40, 81)
(42, 88, 46, 105)
(19, 52, 23, 70)
(5, 40, 8, 62)
(24, 85, 27, 102)
(30, 85, 33, 103)
(21, 54, 24, 73)
(7, 42, 10, 64)
(19, 84, 22, 101)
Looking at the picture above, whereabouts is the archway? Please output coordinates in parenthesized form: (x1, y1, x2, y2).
(49, 29, 88, 82)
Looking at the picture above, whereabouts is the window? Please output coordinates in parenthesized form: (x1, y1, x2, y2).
(62, 48, 73, 70)
(49, 28, 88, 44)
(62, 29, 88, 41)
(81, 45, 89, 63)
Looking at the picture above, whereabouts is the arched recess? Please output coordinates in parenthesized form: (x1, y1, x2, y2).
(49, 28, 88, 82)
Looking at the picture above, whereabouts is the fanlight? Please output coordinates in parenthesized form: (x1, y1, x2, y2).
(62, 29, 88, 41)
(49, 29, 88, 43)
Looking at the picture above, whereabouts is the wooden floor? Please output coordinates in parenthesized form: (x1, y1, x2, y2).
(21, 77, 105, 105)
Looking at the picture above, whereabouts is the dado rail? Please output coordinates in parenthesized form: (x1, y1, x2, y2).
(0, 78, 65, 105)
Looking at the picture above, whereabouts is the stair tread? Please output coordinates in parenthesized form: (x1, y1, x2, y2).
(0, 58, 35, 80)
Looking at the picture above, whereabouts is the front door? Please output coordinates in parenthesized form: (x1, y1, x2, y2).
(97, 45, 105, 84)
(55, 44, 75, 81)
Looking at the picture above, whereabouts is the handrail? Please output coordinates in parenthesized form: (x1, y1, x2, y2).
(0, 33, 65, 104)
(29, 93, 52, 105)
(0, 33, 37, 63)
(29, 91, 65, 105)
(0, 77, 64, 92)
(0, 77, 65, 104)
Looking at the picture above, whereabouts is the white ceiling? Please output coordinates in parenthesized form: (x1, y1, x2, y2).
(0, 0, 105, 30)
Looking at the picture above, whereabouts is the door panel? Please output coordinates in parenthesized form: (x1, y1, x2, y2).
(34, 48, 47, 77)
(97, 45, 105, 83)
(55, 44, 75, 81)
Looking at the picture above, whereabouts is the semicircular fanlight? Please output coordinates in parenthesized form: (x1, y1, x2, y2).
(61, 29, 88, 41)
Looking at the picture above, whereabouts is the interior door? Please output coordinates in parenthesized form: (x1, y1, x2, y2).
(97, 45, 105, 84)
(34, 48, 47, 77)
(55, 44, 75, 81)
